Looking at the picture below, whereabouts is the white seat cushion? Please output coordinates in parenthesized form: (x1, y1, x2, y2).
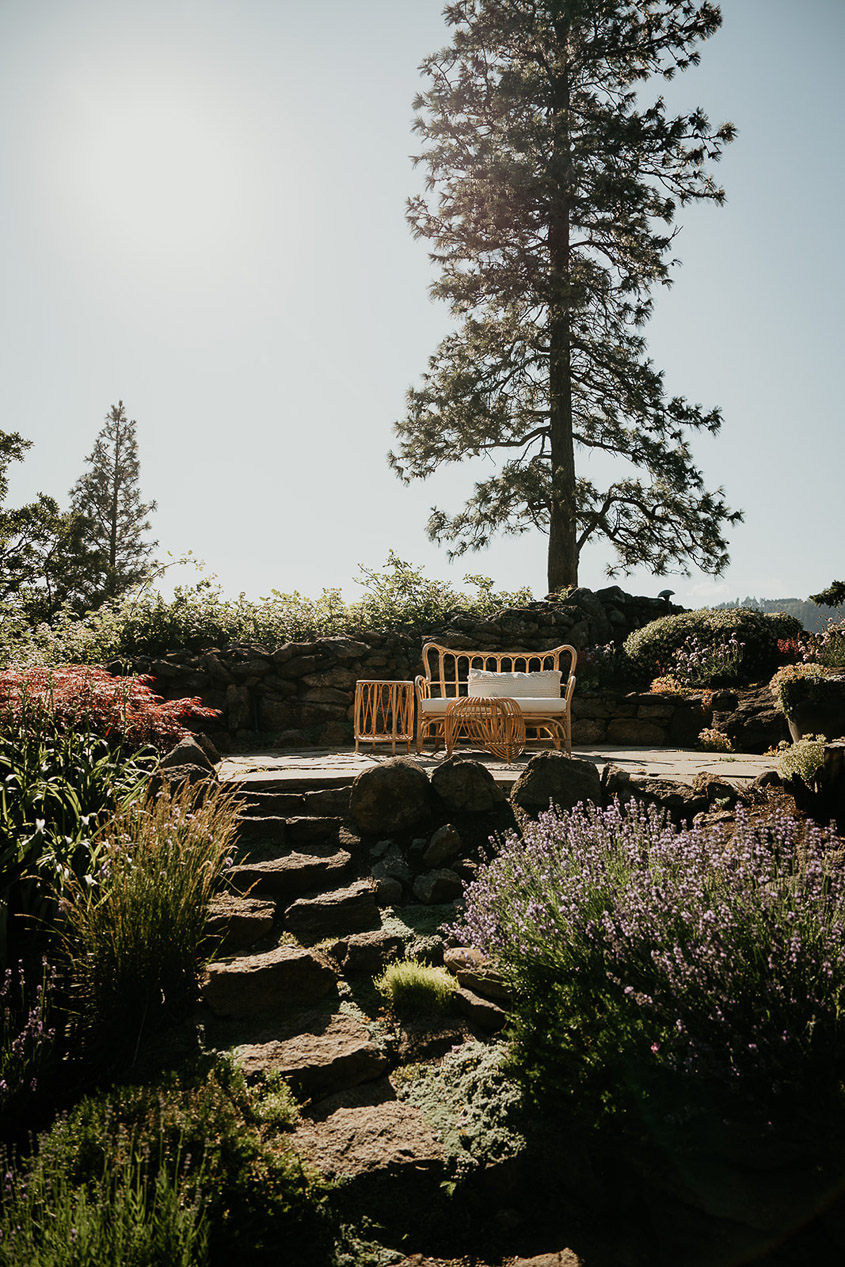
(420, 696, 568, 715)
(467, 668, 562, 698)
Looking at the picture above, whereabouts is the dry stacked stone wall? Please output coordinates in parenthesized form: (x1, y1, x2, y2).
(127, 585, 789, 753)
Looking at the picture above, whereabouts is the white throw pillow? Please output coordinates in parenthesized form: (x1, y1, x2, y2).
(467, 668, 562, 698)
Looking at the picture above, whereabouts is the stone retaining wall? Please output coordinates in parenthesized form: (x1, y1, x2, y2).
(128, 586, 789, 753)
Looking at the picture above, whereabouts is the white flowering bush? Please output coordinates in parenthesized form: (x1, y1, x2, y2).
(453, 800, 845, 1140)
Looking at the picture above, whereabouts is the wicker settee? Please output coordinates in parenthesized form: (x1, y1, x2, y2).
(415, 642, 577, 756)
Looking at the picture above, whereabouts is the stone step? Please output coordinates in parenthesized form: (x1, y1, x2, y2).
(230, 846, 351, 901)
(201, 944, 337, 1018)
(235, 814, 287, 845)
(206, 893, 276, 952)
(286, 815, 344, 846)
(232, 1009, 389, 1100)
(284, 879, 380, 943)
(292, 1078, 446, 1239)
(238, 790, 307, 817)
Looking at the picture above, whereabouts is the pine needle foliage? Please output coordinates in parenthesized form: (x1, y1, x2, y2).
(70, 402, 157, 607)
(391, 0, 741, 591)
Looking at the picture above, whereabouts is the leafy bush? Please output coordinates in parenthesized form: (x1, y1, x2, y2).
(0, 556, 533, 666)
(373, 959, 455, 1016)
(776, 736, 825, 786)
(453, 799, 845, 1142)
(769, 662, 831, 716)
(0, 1058, 329, 1267)
(697, 726, 733, 752)
(0, 665, 219, 752)
(58, 781, 240, 1052)
(0, 727, 155, 967)
(624, 608, 802, 686)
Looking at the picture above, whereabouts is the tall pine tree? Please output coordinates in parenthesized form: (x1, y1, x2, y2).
(70, 402, 157, 607)
(390, 0, 742, 592)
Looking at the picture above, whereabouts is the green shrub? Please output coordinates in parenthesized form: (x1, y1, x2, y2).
(776, 736, 825, 785)
(0, 556, 533, 666)
(453, 799, 845, 1146)
(59, 781, 240, 1052)
(624, 607, 802, 686)
(373, 959, 455, 1016)
(0, 1058, 329, 1267)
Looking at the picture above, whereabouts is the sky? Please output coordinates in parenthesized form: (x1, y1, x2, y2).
(0, 0, 842, 611)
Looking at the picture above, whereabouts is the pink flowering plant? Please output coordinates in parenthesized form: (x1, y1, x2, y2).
(453, 800, 845, 1142)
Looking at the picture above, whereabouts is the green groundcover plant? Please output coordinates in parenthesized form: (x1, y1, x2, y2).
(0, 1057, 330, 1267)
(453, 799, 845, 1147)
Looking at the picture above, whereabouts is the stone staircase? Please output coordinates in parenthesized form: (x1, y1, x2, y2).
(198, 764, 516, 1247)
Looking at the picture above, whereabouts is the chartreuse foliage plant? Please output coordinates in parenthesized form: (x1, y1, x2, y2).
(373, 958, 455, 1016)
(59, 780, 240, 1052)
(0, 1057, 329, 1267)
(454, 799, 845, 1143)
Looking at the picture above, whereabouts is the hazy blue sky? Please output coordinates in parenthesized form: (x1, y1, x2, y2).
(0, 0, 842, 609)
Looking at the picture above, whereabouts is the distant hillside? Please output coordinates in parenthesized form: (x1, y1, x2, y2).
(713, 596, 841, 633)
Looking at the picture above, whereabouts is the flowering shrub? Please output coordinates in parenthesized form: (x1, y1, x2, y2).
(671, 632, 745, 687)
(769, 663, 830, 717)
(697, 727, 734, 752)
(648, 674, 686, 695)
(453, 800, 845, 1138)
(624, 608, 802, 686)
(776, 736, 825, 786)
(577, 642, 626, 689)
(0, 665, 219, 752)
(0, 959, 56, 1131)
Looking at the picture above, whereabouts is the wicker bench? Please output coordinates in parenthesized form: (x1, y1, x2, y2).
(415, 642, 577, 756)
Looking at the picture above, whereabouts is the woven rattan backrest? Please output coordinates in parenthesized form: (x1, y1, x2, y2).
(420, 643, 577, 698)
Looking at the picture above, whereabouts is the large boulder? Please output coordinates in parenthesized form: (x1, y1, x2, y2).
(349, 757, 434, 834)
(510, 752, 601, 815)
(430, 758, 505, 814)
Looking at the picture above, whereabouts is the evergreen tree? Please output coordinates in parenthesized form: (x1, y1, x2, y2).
(70, 402, 157, 606)
(0, 430, 98, 619)
(390, 0, 742, 592)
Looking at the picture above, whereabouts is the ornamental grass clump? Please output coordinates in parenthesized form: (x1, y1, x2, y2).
(373, 959, 455, 1016)
(453, 799, 845, 1143)
(59, 781, 240, 1052)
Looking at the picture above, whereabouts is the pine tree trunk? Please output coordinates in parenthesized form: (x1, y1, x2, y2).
(547, 29, 578, 595)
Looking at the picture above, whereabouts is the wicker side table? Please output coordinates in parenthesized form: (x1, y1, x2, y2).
(444, 696, 526, 762)
(354, 680, 415, 754)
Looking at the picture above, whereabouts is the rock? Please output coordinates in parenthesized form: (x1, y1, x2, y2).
(511, 752, 602, 815)
(206, 893, 276, 952)
(422, 823, 462, 868)
(234, 814, 287, 845)
(190, 731, 221, 764)
(233, 1011, 389, 1099)
(454, 986, 507, 1032)
(512, 1253, 584, 1267)
(156, 763, 213, 789)
(304, 786, 351, 816)
(626, 778, 708, 824)
(412, 869, 463, 904)
(371, 843, 413, 887)
(606, 717, 667, 745)
(328, 929, 404, 976)
(201, 945, 336, 1017)
(443, 946, 487, 973)
(372, 876, 404, 907)
(691, 773, 739, 807)
(430, 758, 505, 814)
(601, 763, 633, 804)
(292, 1077, 445, 1184)
(455, 966, 511, 1004)
(349, 758, 434, 834)
(286, 816, 343, 846)
(230, 848, 351, 902)
(284, 880, 379, 941)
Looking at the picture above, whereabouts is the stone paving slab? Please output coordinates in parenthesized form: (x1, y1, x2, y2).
(219, 744, 775, 790)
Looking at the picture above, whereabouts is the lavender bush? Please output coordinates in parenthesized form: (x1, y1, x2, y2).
(454, 800, 845, 1138)
(671, 632, 745, 687)
(0, 959, 56, 1128)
